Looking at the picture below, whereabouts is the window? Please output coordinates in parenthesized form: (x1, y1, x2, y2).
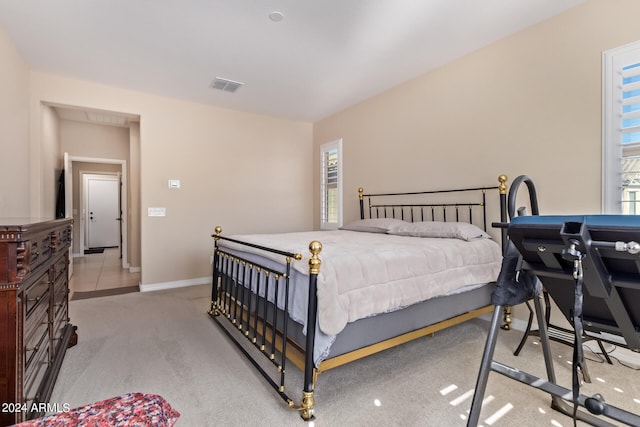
(320, 139, 343, 229)
(629, 190, 638, 215)
(603, 40, 640, 213)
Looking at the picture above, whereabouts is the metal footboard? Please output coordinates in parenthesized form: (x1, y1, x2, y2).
(208, 227, 321, 420)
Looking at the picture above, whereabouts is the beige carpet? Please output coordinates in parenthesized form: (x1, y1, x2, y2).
(49, 284, 640, 426)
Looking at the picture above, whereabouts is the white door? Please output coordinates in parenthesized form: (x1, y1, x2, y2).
(86, 175, 120, 248)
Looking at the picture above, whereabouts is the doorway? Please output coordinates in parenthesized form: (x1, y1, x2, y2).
(84, 173, 121, 250)
(53, 105, 141, 296)
(64, 155, 129, 268)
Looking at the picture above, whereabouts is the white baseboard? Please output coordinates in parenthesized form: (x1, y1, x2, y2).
(139, 276, 210, 292)
(584, 335, 640, 369)
(606, 348, 640, 369)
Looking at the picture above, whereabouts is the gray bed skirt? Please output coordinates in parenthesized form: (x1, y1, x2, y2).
(284, 282, 496, 361)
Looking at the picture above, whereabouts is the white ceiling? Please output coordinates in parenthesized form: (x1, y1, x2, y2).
(0, 0, 585, 122)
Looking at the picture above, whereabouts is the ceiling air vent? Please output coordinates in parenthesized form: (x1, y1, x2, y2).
(210, 77, 243, 93)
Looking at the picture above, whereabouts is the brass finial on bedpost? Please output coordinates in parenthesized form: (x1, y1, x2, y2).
(213, 226, 222, 240)
(358, 187, 364, 201)
(498, 175, 508, 195)
(309, 241, 322, 274)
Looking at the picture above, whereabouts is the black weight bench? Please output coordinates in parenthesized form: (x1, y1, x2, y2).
(468, 214, 640, 426)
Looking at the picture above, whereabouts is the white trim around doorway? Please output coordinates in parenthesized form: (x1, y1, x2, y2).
(65, 155, 129, 270)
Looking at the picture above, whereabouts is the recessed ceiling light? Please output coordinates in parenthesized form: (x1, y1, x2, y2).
(269, 11, 284, 22)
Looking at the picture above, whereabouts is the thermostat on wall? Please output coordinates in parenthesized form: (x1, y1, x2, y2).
(168, 179, 180, 188)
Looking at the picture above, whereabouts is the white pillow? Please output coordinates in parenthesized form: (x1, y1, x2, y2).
(387, 221, 491, 241)
(340, 218, 408, 233)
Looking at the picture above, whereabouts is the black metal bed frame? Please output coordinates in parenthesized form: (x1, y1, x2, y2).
(209, 231, 320, 419)
(360, 185, 494, 228)
(208, 175, 508, 421)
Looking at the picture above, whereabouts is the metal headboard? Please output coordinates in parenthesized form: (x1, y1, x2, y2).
(358, 180, 505, 232)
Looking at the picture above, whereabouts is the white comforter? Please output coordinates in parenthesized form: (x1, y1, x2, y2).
(217, 230, 502, 336)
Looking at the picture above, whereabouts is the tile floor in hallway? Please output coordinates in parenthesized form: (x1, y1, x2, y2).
(69, 247, 140, 296)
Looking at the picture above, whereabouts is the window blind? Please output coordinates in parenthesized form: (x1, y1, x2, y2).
(622, 62, 640, 144)
(320, 139, 342, 229)
(321, 148, 339, 223)
(621, 61, 640, 213)
(603, 41, 640, 213)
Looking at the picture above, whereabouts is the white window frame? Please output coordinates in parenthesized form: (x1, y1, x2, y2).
(603, 40, 640, 213)
(320, 139, 343, 230)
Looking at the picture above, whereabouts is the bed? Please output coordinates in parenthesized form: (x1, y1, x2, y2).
(208, 175, 509, 420)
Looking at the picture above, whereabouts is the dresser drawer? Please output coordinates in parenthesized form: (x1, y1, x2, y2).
(25, 233, 52, 274)
(23, 271, 50, 318)
(52, 253, 67, 283)
(23, 333, 50, 400)
(51, 225, 72, 254)
(52, 274, 68, 319)
(52, 308, 68, 347)
(24, 317, 49, 372)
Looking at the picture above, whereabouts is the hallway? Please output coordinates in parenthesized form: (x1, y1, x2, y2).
(69, 248, 140, 298)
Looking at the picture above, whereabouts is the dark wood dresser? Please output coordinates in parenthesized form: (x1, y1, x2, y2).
(0, 218, 76, 426)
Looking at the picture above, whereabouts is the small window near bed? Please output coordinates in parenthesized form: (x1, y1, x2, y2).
(603, 40, 640, 214)
(320, 139, 343, 229)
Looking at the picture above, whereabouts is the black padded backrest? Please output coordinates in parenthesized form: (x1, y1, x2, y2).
(507, 215, 640, 351)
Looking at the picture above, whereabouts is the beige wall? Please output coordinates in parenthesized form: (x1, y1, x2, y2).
(0, 25, 30, 216)
(28, 73, 313, 286)
(61, 119, 130, 159)
(314, 0, 640, 228)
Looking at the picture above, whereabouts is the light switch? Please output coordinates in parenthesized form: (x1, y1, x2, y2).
(148, 207, 166, 217)
(168, 179, 180, 189)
